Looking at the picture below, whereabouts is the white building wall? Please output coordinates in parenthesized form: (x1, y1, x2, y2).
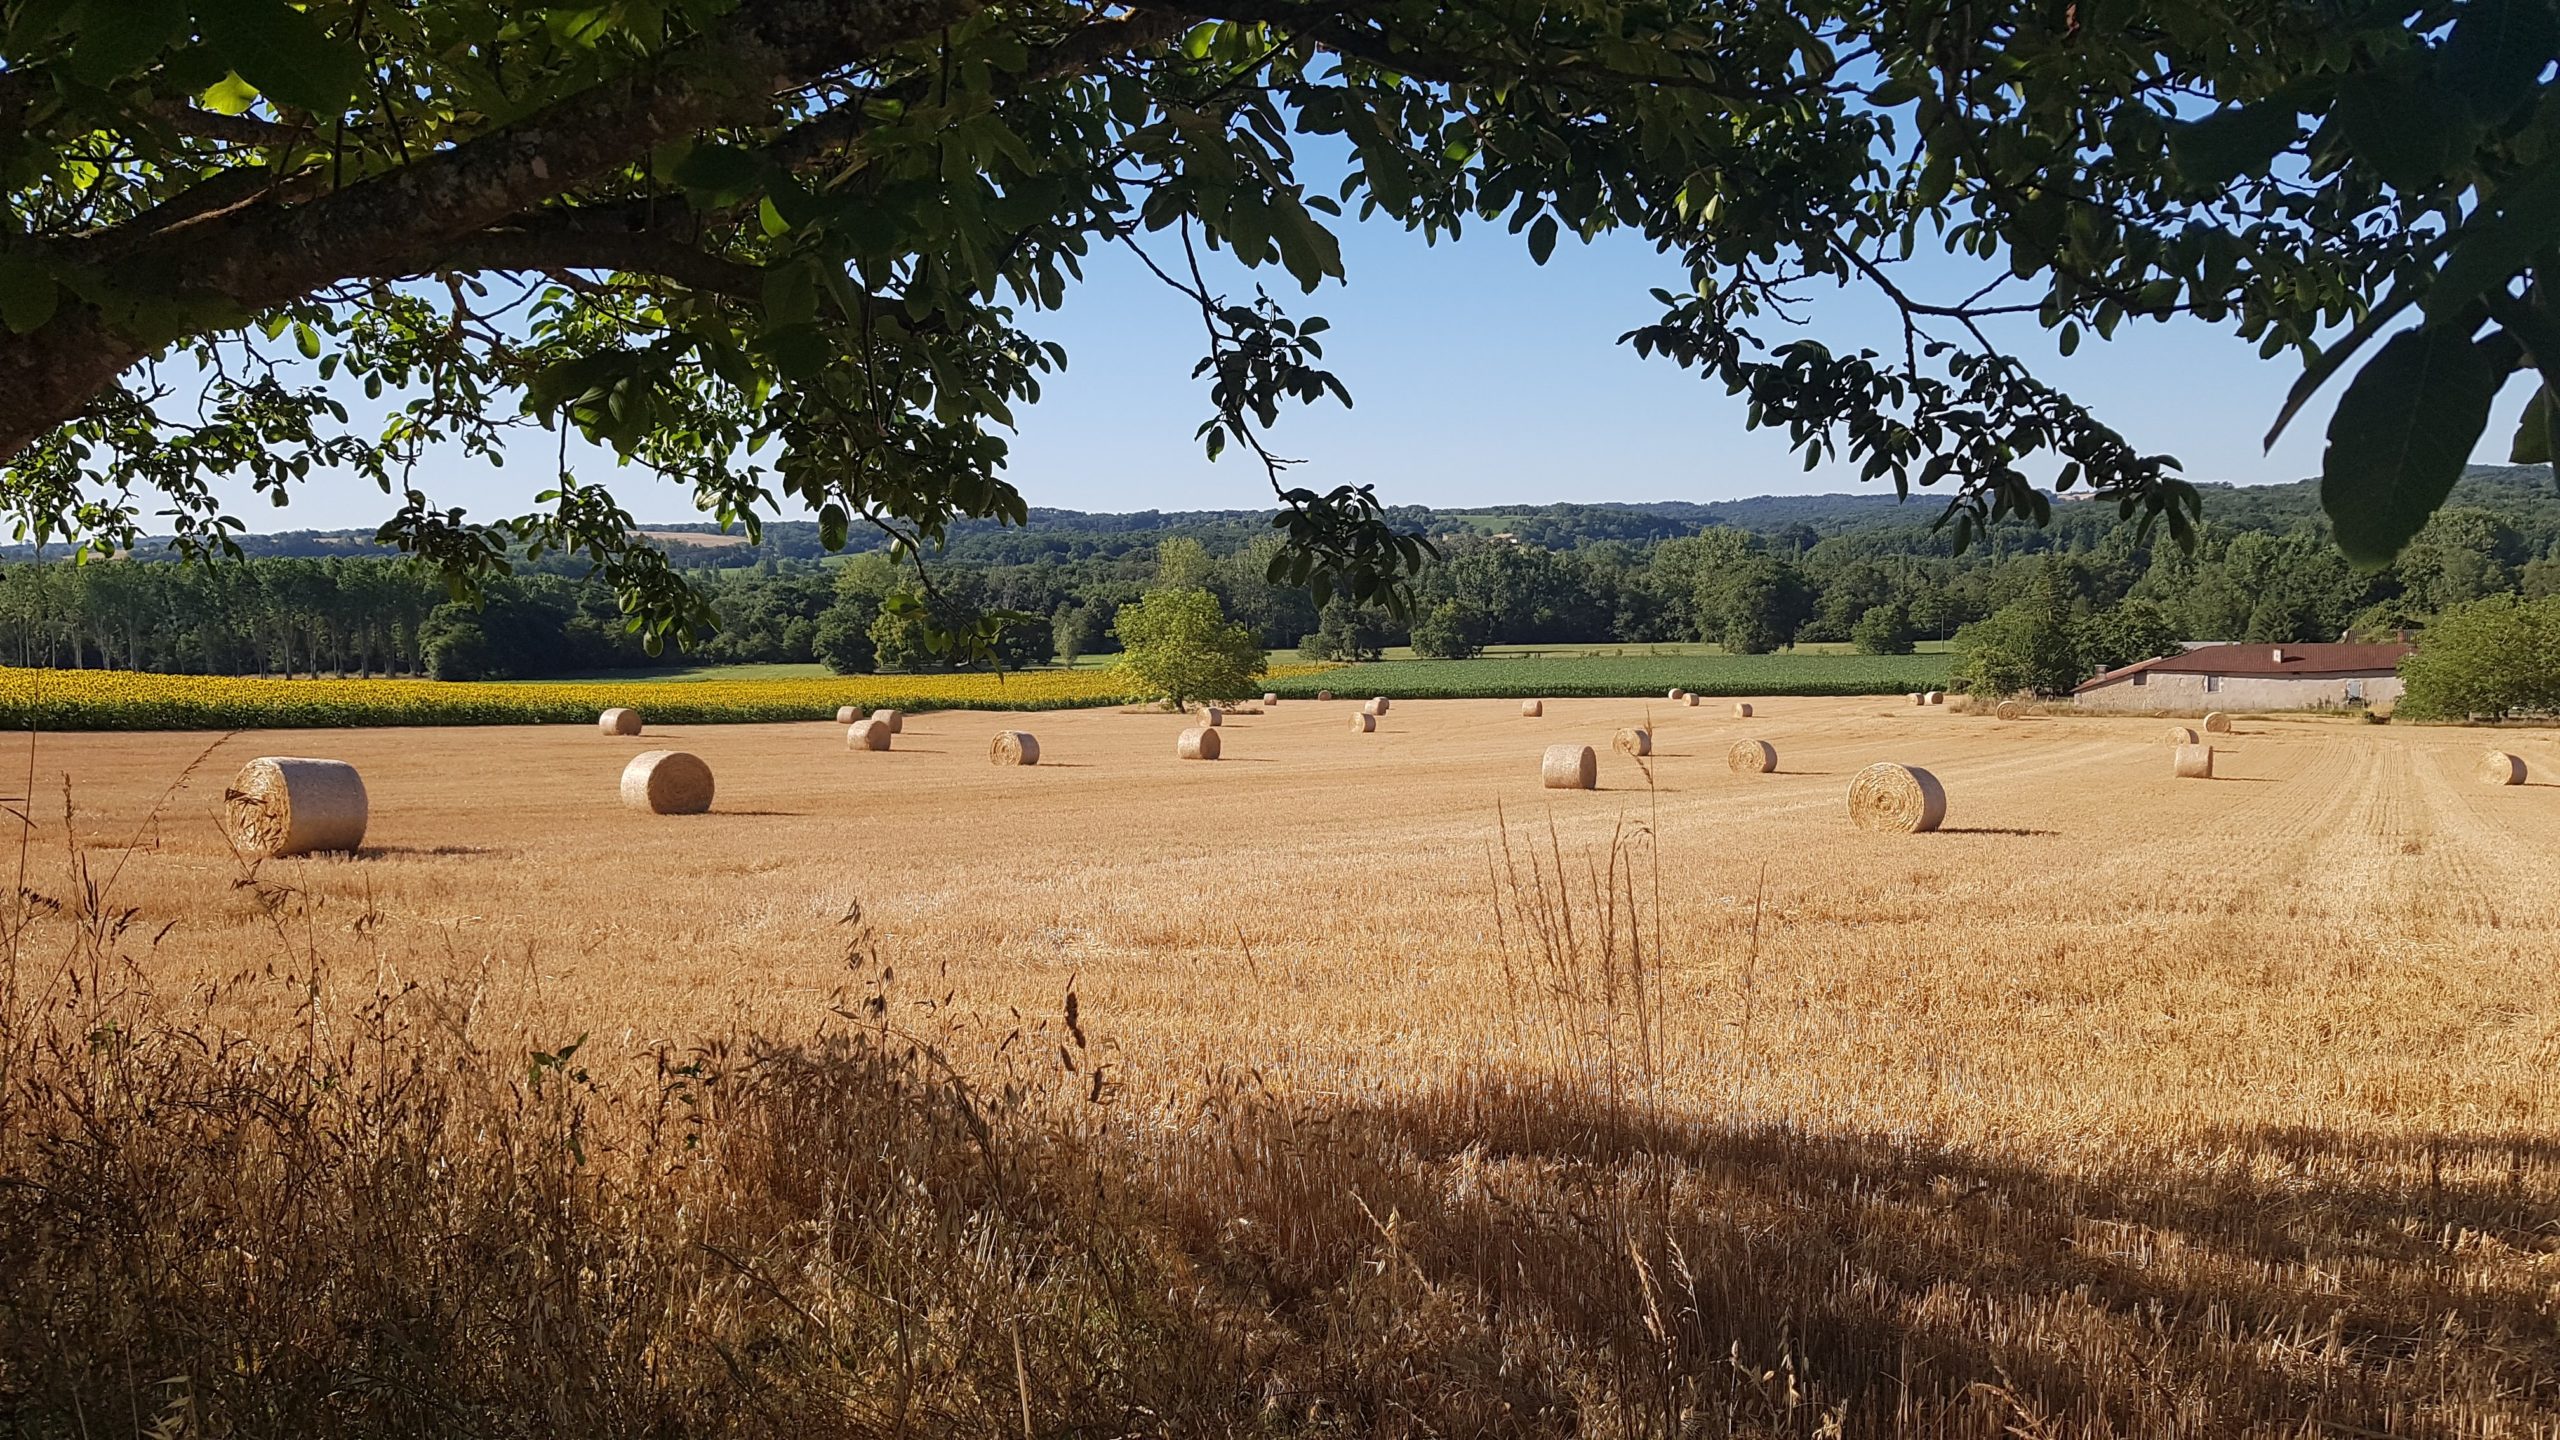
(2073, 670, 2404, 713)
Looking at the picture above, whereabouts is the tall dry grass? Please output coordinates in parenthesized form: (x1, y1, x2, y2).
(0, 733, 2556, 1437)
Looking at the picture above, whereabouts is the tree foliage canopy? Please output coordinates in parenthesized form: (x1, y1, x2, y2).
(1110, 583, 1263, 702)
(5, 0, 2559, 640)
(2395, 594, 2560, 718)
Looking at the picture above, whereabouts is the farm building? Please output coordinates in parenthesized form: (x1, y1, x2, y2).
(2072, 642, 2413, 713)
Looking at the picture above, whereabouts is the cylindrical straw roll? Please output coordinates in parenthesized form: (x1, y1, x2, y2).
(228, 757, 369, 856)
(1846, 763, 1945, 833)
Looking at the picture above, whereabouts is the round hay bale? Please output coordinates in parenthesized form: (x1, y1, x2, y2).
(2173, 744, 2215, 779)
(227, 757, 368, 857)
(1364, 696, 1390, 716)
(1178, 726, 1222, 760)
(598, 707, 642, 736)
(846, 719, 891, 751)
(2163, 725, 2200, 745)
(872, 708, 904, 735)
(1728, 739, 1776, 774)
(1909, 692, 1926, 706)
(1926, 691, 1945, 705)
(620, 750, 713, 815)
(1521, 699, 1544, 717)
(2479, 750, 2525, 786)
(1994, 700, 2024, 721)
(2202, 711, 2232, 734)
(1317, 689, 1333, 701)
(1613, 727, 1652, 758)
(1350, 711, 1376, 733)
(1541, 744, 1597, 790)
(1846, 763, 1946, 834)
(1667, 688, 1684, 700)
(1733, 702, 1754, 719)
(1263, 692, 1279, 706)
(1200, 706, 1224, 727)
(1684, 693, 1700, 706)
(990, 731, 1040, 766)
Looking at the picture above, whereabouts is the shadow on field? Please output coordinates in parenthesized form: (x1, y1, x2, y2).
(360, 844, 505, 858)
(9, 989, 2553, 1439)
(1119, 1070, 2560, 1437)
(1935, 826, 2059, 836)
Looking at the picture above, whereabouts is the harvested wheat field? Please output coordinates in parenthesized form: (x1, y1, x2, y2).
(6, 695, 2559, 1437)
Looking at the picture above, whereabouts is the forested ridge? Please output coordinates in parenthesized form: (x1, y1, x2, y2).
(5, 466, 2555, 681)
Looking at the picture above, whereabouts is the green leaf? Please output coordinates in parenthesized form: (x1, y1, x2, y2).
(2336, 61, 2464, 192)
(762, 324, 831, 379)
(671, 143, 765, 206)
(2264, 278, 2421, 448)
(1864, 76, 1923, 106)
(543, 7, 614, 49)
(2510, 387, 2553, 464)
(195, 0, 364, 116)
(200, 71, 260, 116)
(2165, 101, 2299, 190)
(6, 0, 83, 47)
(524, 352, 625, 411)
(1526, 213, 1558, 265)
(760, 262, 817, 326)
(2490, 293, 2560, 396)
(1269, 196, 1341, 290)
(0, 256, 59, 334)
(2320, 325, 2509, 567)
(2443, 0, 2560, 123)
(69, 0, 186, 87)
(2424, 149, 2560, 321)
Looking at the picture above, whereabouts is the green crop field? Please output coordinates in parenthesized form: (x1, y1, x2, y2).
(1265, 651, 1952, 699)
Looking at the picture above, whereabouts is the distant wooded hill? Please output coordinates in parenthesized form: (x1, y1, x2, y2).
(18, 464, 2558, 567)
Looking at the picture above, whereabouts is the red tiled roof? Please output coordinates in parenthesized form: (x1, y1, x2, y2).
(2074, 642, 2412, 693)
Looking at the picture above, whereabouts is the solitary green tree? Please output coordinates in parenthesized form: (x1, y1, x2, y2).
(1850, 601, 1916, 656)
(1154, 538, 1217, 593)
(1113, 588, 1265, 707)
(1696, 555, 1813, 655)
(1407, 599, 1486, 659)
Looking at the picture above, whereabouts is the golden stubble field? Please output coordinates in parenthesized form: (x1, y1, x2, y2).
(8, 696, 2560, 1436)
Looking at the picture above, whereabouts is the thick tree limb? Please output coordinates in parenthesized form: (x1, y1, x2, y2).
(400, 227, 769, 300)
(0, 0, 996, 463)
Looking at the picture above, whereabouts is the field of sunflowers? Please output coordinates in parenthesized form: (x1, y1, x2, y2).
(0, 665, 1335, 731)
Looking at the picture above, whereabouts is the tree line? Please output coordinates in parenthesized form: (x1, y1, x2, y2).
(4, 485, 2556, 682)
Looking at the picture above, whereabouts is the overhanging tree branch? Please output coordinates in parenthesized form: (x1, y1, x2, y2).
(0, 0, 998, 463)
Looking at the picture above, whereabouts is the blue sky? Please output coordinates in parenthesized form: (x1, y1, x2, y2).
(237, 187, 2541, 531)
